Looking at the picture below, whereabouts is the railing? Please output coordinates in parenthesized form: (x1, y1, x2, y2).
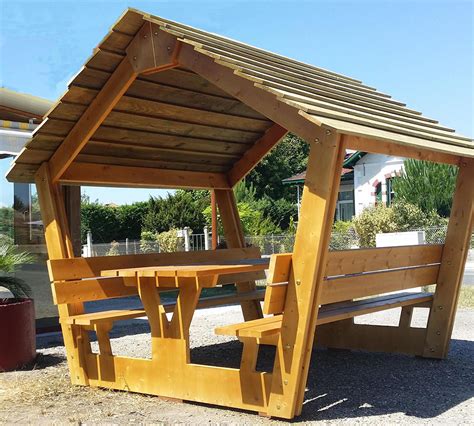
(82, 225, 462, 258)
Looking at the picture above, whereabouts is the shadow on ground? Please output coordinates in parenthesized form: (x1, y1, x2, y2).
(36, 326, 473, 422)
(190, 338, 474, 421)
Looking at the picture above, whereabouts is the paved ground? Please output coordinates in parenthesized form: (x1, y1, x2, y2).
(1, 306, 473, 424)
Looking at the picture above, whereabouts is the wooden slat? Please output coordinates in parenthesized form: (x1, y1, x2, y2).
(48, 247, 261, 281)
(52, 277, 139, 304)
(218, 292, 434, 338)
(63, 93, 271, 132)
(68, 70, 267, 120)
(215, 315, 282, 337)
(66, 309, 146, 326)
(48, 103, 264, 144)
(33, 126, 252, 155)
(60, 162, 230, 189)
(262, 284, 287, 315)
(48, 58, 138, 182)
(178, 43, 328, 144)
(317, 292, 433, 324)
(152, 17, 364, 86)
(188, 43, 391, 100)
(227, 124, 287, 186)
(325, 244, 444, 277)
(321, 264, 439, 304)
(267, 253, 292, 283)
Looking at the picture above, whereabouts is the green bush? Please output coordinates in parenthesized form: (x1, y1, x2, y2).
(353, 204, 397, 247)
(157, 229, 183, 253)
(330, 221, 358, 251)
(106, 240, 120, 256)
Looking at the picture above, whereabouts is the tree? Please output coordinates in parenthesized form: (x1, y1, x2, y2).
(142, 191, 208, 234)
(245, 133, 309, 201)
(392, 159, 458, 217)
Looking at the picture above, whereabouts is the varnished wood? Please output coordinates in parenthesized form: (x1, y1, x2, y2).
(48, 58, 138, 182)
(215, 189, 263, 320)
(60, 162, 231, 189)
(423, 158, 474, 358)
(218, 292, 433, 338)
(35, 163, 90, 385)
(227, 124, 288, 186)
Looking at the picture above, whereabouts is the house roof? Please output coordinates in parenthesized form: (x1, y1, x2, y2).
(282, 168, 353, 185)
(0, 88, 53, 123)
(7, 8, 473, 186)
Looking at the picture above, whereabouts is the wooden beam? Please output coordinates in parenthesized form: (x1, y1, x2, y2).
(227, 124, 288, 186)
(423, 157, 474, 358)
(49, 24, 181, 183)
(346, 134, 461, 165)
(126, 22, 181, 74)
(63, 186, 81, 256)
(265, 131, 346, 418)
(214, 189, 263, 320)
(60, 162, 231, 189)
(177, 43, 327, 144)
(48, 58, 138, 182)
(35, 163, 90, 385)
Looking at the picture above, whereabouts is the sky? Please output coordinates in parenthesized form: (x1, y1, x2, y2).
(1, 0, 472, 204)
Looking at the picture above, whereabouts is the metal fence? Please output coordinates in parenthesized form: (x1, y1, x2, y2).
(82, 226, 465, 257)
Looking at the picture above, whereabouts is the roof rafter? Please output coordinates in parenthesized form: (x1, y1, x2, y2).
(48, 23, 182, 183)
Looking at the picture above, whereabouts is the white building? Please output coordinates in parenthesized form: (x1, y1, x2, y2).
(283, 151, 406, 221)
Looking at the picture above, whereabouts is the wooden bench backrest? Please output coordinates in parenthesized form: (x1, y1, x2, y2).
(263, 244, 443, 314)
(49, 247, 263, 305)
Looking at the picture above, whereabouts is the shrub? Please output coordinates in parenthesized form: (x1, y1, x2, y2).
(353, 204, 396, 247)
(330, 221, 358, 251)
(140, 231, 157, 253)
(157, 229, 183, 253)
(106, 240, 120, 256)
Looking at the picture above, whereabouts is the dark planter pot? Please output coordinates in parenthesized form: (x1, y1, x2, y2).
(0, 298, 36, 371)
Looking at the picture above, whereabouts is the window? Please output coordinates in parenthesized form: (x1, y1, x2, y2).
(336, 189, 355, 221)
(386, 178, 395, 206)
(375, 182, 382, 204)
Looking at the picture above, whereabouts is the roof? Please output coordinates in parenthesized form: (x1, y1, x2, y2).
(282, 168, 353, 185)
(7, 8, 473, 185)
(0, 88, 53, 122)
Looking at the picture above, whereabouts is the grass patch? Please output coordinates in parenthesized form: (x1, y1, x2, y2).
(458, 286, 474, 308)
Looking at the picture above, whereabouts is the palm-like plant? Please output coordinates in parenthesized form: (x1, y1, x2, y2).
(0, 236, 34, 299)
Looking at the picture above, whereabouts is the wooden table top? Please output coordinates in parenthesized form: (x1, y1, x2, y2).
(101, 257, 269, 278)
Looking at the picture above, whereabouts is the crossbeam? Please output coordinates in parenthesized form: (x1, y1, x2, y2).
(60, 162, 231, 189)
(227, 124, 288, 186)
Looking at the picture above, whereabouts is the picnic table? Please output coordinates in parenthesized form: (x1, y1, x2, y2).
(18, 8, 472, 420)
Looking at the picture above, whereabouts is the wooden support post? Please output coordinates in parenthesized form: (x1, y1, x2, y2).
(211, 190, 218, 249)
(266, 130, 346, 419)
(214, 189, 263, 320)
(423, 157, 474, 358)
(63, 185, 81, 257)
(35, 162, 90, 385)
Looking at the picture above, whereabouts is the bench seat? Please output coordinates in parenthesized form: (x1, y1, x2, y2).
(65, 290, 266, 326)
(216, 292, 434, 339)
(65, 309, 147, 326)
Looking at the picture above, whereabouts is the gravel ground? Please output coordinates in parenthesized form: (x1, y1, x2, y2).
(1, 306, 473, 424)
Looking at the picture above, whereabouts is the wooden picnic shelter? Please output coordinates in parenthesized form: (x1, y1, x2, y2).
(7, 9, 474, 419)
